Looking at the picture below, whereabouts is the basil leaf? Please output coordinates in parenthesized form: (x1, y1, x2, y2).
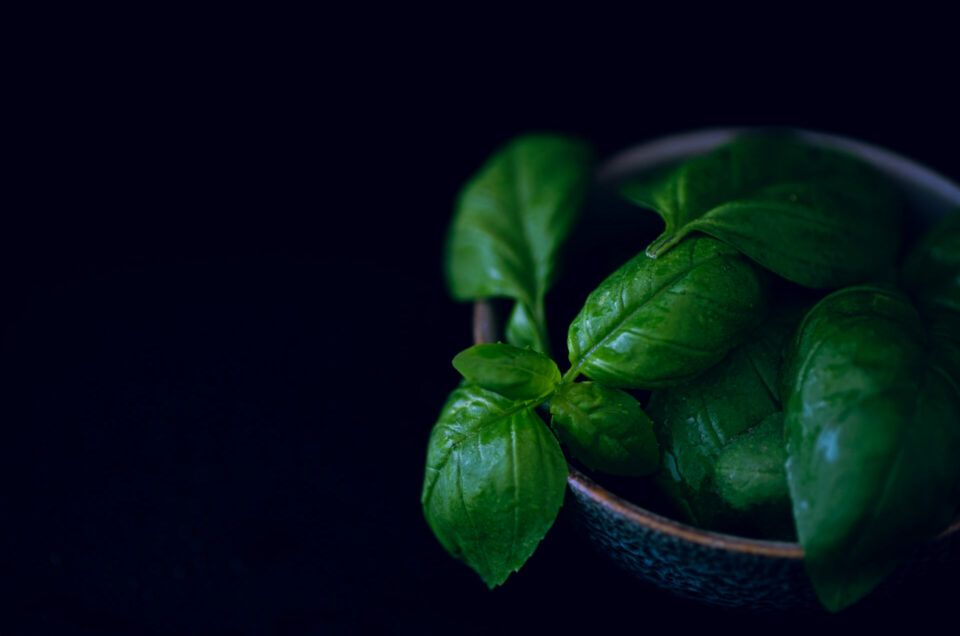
(622, 136, 901, 289)
(715, 412, 788, 512)
(549, 381, 659, 476)
(445, 134, 595, 352)
(452, 343, 561, 401)
(567, 236, 767, 389)
(505, 302, 541, 352)
(421, 385, 567, 588)
(648, 303, 802, 534)
(783, 285, 960, 612)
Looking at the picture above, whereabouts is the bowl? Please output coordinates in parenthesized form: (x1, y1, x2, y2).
(471, 128, 960, 611)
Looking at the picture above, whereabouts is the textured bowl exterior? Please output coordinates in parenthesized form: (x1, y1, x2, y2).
(567, 468, 815, 611)
(471, 127, 960, 611)
(566, 467, 960, 611)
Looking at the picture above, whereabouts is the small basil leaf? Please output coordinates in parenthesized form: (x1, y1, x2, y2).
(715, 412, 788, 511)
(549, 381, 659, 476)
(622, 135, 901, 289)
(421, 385, 568, 588)
(567, 236, 767, 389)
(648, 303, 803, 535)
(783, 285, 960, 612)
(505, 302, 543, 353)
(445, 134, 595, 346)
(451, 343, 561, 401)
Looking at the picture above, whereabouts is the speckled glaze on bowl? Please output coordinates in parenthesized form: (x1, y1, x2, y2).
(471, 128, 960, 611)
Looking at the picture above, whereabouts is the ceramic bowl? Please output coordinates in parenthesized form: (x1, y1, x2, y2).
(472, 128, 960, 611)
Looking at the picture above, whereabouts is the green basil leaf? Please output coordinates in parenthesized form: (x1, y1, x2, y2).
(621, 136, 901, 289)
(549, 381, 659, 476)
(648, 302, 803, 535)
(445, 134, 595, 350)
(421, 385, 567, 588)
(715, 412, 788, 512)
(567, 236, 767, 389)
(452, 343, 561, 401)
(505, 302, 541, 352)
(783, 285, 960, 612)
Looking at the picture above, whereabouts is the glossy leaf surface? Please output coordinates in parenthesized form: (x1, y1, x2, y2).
(648, 302, 802, 534)
(421, 385, 567, 588)
(445, 134, 594, 348)
(452, 343, 560, 401)
(715, 412, 788, 511)
(549, 381, 659, 476)
(622, 136, 901, 288)
(783, 285, 960, 611)
(567, 236, 767, 389)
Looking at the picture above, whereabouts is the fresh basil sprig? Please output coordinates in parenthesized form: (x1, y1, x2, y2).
(423, 342, 659, 587)
(445, 134, 595, 353)
(427, 132, 957, 613)
(783, 285, 960, 611)
(621, 136, 901, 289)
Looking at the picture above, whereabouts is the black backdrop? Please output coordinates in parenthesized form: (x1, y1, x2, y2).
(4, 39, 959, 634)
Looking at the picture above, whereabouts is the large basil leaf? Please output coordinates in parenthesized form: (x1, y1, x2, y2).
(647, 302, 800, 535)
(783, 286, 960, 612)
(902, 212, 960, 383)
(621, 136, 901, 289)
(452, 343, 560, 401)
(567, 236, 767, 389)
(549, 381, 659, 476)
(445, 134, 595, 352)
(715, 412, 788, 512)
(421, 385, 567, 588)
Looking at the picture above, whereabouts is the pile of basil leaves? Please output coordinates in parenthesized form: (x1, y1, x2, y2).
(421, 133, 960, 612)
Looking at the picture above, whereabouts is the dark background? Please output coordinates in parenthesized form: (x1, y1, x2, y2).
(4, 35, 958, 634)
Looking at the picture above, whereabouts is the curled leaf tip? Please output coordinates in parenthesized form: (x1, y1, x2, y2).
(645, 232, 682, 259)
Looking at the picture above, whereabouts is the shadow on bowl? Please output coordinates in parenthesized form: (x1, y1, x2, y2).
(470, 128, 960, 612)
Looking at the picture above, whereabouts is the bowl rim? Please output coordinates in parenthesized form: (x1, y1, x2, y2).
(470, 126, 960, 559)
